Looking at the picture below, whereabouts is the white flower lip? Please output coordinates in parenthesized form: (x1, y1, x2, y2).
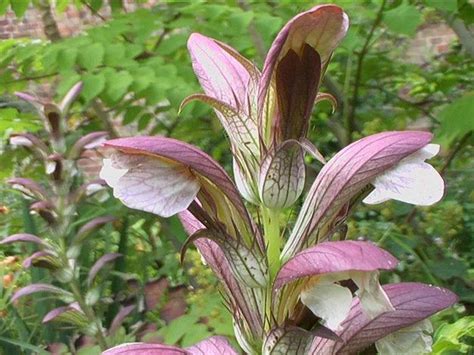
(300, 270, 394, 331)
(301, 281, 352, 331)
(363, 144, 444, 206)
(100, 153, 201, 218)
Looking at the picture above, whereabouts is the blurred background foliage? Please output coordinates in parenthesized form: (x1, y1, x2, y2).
(0, 0, 473, 353)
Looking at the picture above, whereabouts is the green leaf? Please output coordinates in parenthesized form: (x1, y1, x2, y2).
(157, 33, 188, 56)
(81, 73, 106, 103)
(138, 112, 152, 131)
(227, 10, 254, 32)
(55, 0, 69, 13)
(143, 82, 166, 105)
(425, 0, 457, 12)
(56, 48, 78, 74)
(159, 314, 199, 345)
(89, 0, 103, 12)
(433, 316, 474, 354)
(437, 92, 474, 142)
(10, 0, 29, 17)
(0, 108, 41, 134)
(0, 0, 9, 15)
(0, 335, 48, 354)
(181, 323, 210, 347)
(130, 67, 155, 93)
(384, 4, 422, 36)
(77, 345, 101, 355)
(57, 72, 82, 98)
(253, 13, 283, 43)
(77, 43, 105, 70)
(104, 43, 126, 67)
(429, 257, 468, 280)
(123, 106, 143, 125)
(103, 70, 133, 103)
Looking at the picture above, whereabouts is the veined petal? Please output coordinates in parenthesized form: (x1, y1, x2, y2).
(375, 319, 433, 355)
(186, 335, 238, 355)
(263, 326, 314, 354)
(187, 33, 255, 110)
(258, 141, 305, 209)
(363, 144, 444, 206)
(103, 343, 186, 354)
(301, 282, 353, 331)
(182, 228, 268, 288)
(310, 283, 457, 354)
(259, 4, 349, 144)
(283, 131, 434, 260)
(233, 158, 259, 204)
(104, 137, 249, 219)
(178, 211, 263, 334)
(180, 94, 259, 160)
(100, 152, 200, 218)
(275, 240, 398, 289)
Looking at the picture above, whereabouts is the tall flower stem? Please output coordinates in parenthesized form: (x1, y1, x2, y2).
(262, 207, 281, 280)
(70, 279, 108, 349)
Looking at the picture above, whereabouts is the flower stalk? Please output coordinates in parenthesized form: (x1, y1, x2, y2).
(4, 83, 122, 351)
(100, 4, 458, 354)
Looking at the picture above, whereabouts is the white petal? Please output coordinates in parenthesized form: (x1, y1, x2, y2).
(45, 161, 56, 175)
(85, 183, 105, 196)
(363, 144, 444, 206)
(351, 271, 394, 319)
(375, 319, 433, 355)
(300, 282, 352, 331)
(100, 153, 201, 218)
(100, 158, 127, 188)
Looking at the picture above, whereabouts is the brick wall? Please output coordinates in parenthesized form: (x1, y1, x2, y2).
(406, 23, 457, 63)
(0, 2, 458, 63)
(0, 1, 158, 40)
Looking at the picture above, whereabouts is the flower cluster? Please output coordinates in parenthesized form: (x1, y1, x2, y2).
(102, 4, 456, 355)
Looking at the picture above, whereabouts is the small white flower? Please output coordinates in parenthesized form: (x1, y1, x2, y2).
(100, 153, 201, 218)
(45, 161, 57, 175)
(364, 144, 444, 206)
(301, 280, 353, 331)
(300, 271, 393, 331)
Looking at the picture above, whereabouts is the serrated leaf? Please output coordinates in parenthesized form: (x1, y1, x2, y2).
(89, 0, 103, 11)
(425, 0, 457, 12)
(104, 43, 126, 67)
(77, 43, 104, 70)
(437, 92, 474, 142)
(57, 47, 78, 71)
(138, 113, 152, 131)
(103, 70, 133, 103)
(81, 73, 106, 102)
(130, 67, 155, 93)
(57, 72, 82, 97)
(384, 4, 422, 36)
(11, 0, 29, 17)
(123, 106, 143, 125)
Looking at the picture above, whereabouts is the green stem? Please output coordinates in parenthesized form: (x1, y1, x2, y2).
(262, 207, 281, 280)
(70, 280, 108, 349)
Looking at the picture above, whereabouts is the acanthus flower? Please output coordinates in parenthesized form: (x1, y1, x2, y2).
(101, 4, 456, 355)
